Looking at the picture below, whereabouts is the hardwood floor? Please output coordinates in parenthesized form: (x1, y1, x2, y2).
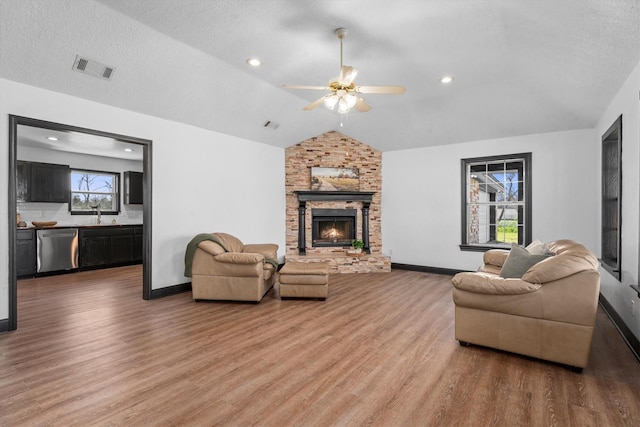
(1, 266, 639, 426)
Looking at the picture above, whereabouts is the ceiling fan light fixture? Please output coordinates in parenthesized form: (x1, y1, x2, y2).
(324, 95, 339, 110)
(345, 93, 357, 109)
(324, 92, 358, 113)
(338, 98, 350, 113)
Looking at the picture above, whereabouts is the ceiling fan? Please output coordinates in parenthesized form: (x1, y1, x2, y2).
(282, 28, 405, 114)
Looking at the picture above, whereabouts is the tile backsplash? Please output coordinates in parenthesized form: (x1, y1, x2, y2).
(17, 202, 143, 226)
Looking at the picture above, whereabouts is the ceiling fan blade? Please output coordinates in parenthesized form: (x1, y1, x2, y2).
(338, 66, 358, 85)
(355, 85, 406, 94)
(303, 96, 327, 111)
(354, 97, 371, 112)
(282, 84, 330, 91)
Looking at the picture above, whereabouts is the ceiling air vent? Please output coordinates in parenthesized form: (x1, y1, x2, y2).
(72, 55, 116, 80)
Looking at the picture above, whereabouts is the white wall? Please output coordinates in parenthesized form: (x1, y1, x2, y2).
(382, 58, 640, 345)
(0, 78, 286, 320)
(382, 128, 599, 271)
(596, 60, 640, 339)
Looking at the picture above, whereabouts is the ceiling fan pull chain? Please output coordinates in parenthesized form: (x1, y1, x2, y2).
(340, 111, 349, 128)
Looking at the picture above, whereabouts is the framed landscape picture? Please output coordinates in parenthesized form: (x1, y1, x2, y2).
(311, 167, 359, 191)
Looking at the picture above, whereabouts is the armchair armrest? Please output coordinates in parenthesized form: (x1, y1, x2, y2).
(215, 252, 265, 265)
(483, 249, 509, 268)
(452, 272, 542, 295)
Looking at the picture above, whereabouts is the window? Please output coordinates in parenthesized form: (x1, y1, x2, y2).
(601, 115, 622, 280)
(461, 153, 532, 251)
(70, 169, 120, 214)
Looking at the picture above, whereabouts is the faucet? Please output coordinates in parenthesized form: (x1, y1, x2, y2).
(91, 204, 102, 224)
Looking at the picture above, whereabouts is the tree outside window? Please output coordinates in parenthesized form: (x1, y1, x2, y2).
(70, 169, 120, 214)
(461, 153, 531, 251)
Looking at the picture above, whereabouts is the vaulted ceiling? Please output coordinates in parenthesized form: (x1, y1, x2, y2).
(1, 0, 638, 152)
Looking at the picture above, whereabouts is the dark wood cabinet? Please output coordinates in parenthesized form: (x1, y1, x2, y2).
(17, 161, 30, 202)
(17, 161, 70, 203)
(16, 229, 36, 277)
(110, 234, 135, 264)
(80, 233, 111, 267)
(79, 226, 141, 269)
(124, 171, 143, 204)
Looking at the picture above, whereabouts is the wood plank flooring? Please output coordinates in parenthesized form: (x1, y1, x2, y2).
(1, 266, 639, 426)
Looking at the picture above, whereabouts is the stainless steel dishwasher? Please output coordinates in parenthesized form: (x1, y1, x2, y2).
(36, 228, 79, 273)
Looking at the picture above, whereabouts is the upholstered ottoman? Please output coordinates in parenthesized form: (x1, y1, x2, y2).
(279, 262, 329, 300)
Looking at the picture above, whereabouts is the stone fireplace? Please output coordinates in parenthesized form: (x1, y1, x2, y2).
(285, 131, 390, 273)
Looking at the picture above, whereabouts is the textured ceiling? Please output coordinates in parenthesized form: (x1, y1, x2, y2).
(1, 0, 639, 152)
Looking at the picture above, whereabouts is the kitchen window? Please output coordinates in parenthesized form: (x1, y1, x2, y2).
(460, 153, 532, 251)
(70, 169, 120, 214)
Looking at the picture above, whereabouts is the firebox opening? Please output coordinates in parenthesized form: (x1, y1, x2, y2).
(312, 209, 357, 247)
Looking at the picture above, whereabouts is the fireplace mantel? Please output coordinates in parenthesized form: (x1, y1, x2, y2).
(294, 191, 374, 202)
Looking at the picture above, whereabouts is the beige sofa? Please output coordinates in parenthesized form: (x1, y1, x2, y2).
(451, 240, 600, 371)
(188, 233, 278, 302)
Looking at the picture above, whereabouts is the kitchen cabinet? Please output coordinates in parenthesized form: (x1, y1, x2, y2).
(16, 229, 36, 277)
(17, 161, 70, 203)
(80, 232, 111, 268)
(79, 226, 141, 269)
(124, 171, 143, 204)
(16, 161, 30, 202)
(110, 233, 135, 264)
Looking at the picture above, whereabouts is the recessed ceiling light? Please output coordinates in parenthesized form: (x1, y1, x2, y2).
(47, 136, 59, 141)
(246, 58, 261, 67)
(440, 76, 454, 84)
(124, 148, 133, 152)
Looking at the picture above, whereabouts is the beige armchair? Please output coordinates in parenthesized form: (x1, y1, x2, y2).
(187, 232, 278, 302)
(451, 240, 600, 371)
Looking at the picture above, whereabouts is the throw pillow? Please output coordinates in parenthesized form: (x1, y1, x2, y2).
(500, 243, 553, 279)
(526, 240, 550, 255)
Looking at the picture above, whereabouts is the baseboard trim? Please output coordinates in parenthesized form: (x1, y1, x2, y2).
(599, 294, 640, 363)
(150, 282, 192, 299)
(0, 318, 9, 333)
(391, 263, 467, 276)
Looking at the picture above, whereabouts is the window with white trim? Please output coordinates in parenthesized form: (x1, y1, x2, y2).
(461, 153, 532, 251)
(70, 169, 120, 214)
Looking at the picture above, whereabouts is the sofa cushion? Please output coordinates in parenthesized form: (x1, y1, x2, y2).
(500, 244, 553, 278)
(523, 253, 598, 284)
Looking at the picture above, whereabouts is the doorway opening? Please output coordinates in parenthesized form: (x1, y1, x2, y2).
(7, 115, 153, 332)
